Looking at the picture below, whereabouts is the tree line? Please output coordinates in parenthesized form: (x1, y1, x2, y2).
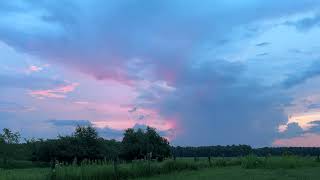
(172, 145, 253, 158)
(2, 126, 320, 168)
(171, 146, 320, 158)
(0, 126, 170, 166)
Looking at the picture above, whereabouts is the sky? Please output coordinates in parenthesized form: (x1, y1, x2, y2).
(1, 0, 320, 147)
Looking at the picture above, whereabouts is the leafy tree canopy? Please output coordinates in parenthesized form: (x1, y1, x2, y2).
(0, 128, 20, 144)
(121, 126, 170, 161)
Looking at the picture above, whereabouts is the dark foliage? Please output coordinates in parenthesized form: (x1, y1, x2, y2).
(254, 147, 320, 157)
(1, 126, 170, 168)
(121, 126, 171, 161)
(172, 145, 253, 157)
(3, 126, 320, 170)
(172, 145, 320, 158)
(30, 126, 122, 163)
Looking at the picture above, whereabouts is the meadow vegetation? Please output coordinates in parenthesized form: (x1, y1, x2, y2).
(2, 127, 320, 179)
(2, 156, 320, 180)
(137, 166, 320, 180)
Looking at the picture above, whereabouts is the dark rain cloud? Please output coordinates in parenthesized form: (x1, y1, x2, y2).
(138, 60, 291, 146)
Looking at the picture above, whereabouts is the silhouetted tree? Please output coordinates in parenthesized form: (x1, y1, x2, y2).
(0, 128, 21, 166)
(31, 125, 121, 163)
(0, 128, 20, 144)
(121, 126, 170, 161)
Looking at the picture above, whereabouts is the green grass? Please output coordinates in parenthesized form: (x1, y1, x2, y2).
(241, 155, 319, 169)
(0, 168, 51, 180)
(137, 166, 320, 180)
(52, 159, 214, 180)
(0, 159, 49, 169)
(1, 156, 320, 180)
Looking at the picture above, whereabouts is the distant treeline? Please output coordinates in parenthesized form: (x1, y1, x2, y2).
(172, 146, 320, 157)
(254, 147, 320, 157)
(172, 145, 252, 157)
(2, 126, 320, 169)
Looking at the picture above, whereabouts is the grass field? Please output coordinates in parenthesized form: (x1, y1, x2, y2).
(137, 166, 320, 180)
(1, 156, 320, 180)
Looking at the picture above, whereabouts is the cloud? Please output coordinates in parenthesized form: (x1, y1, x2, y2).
(25, 64, 49, 74)
(273, 120, 320, 147)
(0, 1, 319, 84)
(282, 60, 320, 88)
(48, 119, 92, 127)
(29, 82, 79, 99)
(0, 74, 67, 90)
(132, 123, 176, 140)
(128, 107, 137, 113)
(285, 112, 320, 131)
(285, 14, 320, 31)
(273, 133, 320, 147)
(47, 119, 122, 139)
(256, 42, 270, 47)
(137, 60, 290, 146)
(73, 101, 90, 105)
(307, 103, 320, 110)
(96, 127, 123, 140)
(0, 101, 35, 113)
(278, 122, 304, 138)
(256, 52, 269, 56)
(47, 119, 172, 140)
(26, 65, 42, 73)
(1, 1, 320, 146)
(306, 121, 320, 133)
(91, 123, 175, 140)
(289, 49, 313, 55)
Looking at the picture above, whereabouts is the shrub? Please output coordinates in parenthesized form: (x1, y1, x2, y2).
(241, 155, 320, 169)
(213, 158, 227, 167)
(241, 155, 264, 169)
(226, 158, 242, 166)
(263, 156, 318, 169)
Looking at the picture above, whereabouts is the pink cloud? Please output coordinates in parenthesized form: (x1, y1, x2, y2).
(73, 100, 178, 140)
(29, 82, 79, 99)
(29, 65, 42, 72)
(72, 101, 136, 129)
(74, 101, 90, 105)
(273, 133, 320, 147)
(25, 64, 49, 74)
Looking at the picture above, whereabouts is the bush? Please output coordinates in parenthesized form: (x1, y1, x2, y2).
(213, 158, 227, 167)
(161, 160, 200, 172)
(226, 158, 242, 166)
(241, 155, 320, 169)
(263, 156, 318, 169)
(241, 155, 264, 169)
(54, 159, 210, 180)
